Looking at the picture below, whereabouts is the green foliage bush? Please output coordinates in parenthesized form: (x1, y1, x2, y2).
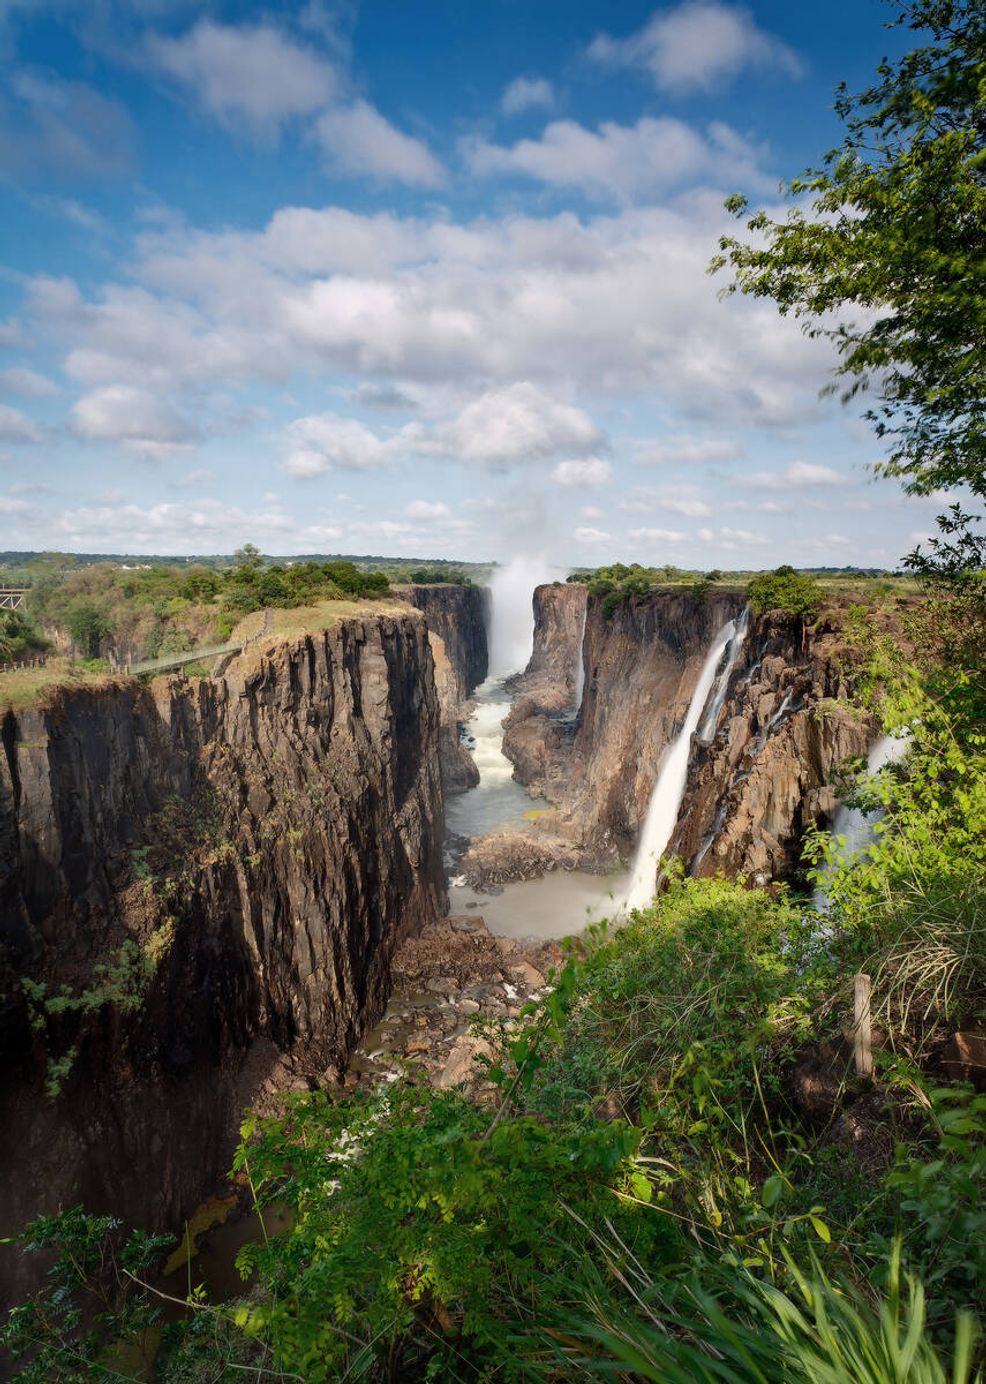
(408, 566, 473, 584)
(746, 565, 823, 622)
(0, 609, 47, 661)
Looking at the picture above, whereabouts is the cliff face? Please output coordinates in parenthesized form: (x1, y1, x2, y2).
(502, 586, 875, 884)
(396, 585, 490, 793)
(503, 586, 744, 864)
(670, 609, 873, 882)
(0, 612, 445, 1303)
(524, 582, 587, 691)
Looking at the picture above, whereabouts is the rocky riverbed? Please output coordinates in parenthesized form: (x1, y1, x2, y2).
(347, 914, 562, 1092)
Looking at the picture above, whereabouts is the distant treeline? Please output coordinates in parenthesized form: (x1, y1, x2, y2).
(0, 550, 493, 583)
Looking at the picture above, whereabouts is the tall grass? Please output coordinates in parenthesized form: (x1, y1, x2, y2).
(546, 1242, 981, 1383)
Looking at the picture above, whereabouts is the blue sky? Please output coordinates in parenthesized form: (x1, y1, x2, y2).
(0, 0, 949, 565)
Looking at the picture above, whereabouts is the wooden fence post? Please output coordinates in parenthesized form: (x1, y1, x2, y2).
(854, 972, 873, 1079)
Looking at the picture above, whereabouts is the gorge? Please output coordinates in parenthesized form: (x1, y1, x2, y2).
(0, 570, 892, 1307)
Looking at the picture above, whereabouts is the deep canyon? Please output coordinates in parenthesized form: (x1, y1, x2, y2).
(0, 574, 884, 1306)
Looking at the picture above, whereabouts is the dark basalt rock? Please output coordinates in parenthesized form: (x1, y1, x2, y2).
(0, 613, 446, 1306)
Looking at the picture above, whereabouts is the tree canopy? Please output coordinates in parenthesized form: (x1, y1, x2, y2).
(746, 565, 823, 622)
(712, 0, 986, 499)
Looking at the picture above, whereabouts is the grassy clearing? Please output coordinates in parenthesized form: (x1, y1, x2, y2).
(0, 657, 120, 713)
(230, 596, 415, 674)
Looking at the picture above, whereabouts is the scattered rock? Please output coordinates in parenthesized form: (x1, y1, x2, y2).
(450, 915, 488, 934)
(437, 1035, 495, 1089)
(510, 961, 545, 989)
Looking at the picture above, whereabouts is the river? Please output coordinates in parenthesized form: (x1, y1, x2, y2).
(445, 560, 627, 940)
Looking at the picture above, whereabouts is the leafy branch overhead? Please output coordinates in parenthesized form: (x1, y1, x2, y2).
(712, 0, 986, 500)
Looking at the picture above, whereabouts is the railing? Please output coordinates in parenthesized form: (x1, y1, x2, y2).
(0, 654, 46, 675)
(0, 587, 28, 610)
(127, 641, 245, 677)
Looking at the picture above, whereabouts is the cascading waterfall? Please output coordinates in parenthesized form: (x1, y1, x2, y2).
(697, 607, 749, 744)
(572, 605, 588, 715)
(621, 615, 743, 913)
(811, 730, 911, 909)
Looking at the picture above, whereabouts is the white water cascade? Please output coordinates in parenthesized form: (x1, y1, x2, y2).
(697, 607, 749, 744)
(812, 731, 911, 909)
(621, 616, 743, 913)
(489, 555, 553, 678)
(572, 604, 588, 715)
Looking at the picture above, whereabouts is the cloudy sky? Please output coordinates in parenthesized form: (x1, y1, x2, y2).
(0, 0, 947, 565)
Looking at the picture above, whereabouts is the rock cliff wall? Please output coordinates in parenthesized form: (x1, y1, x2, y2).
(502, 585, 876, 884)
(396, 585, 489, 793)
(669, 608, 875, 882)
(0, 612, 445, 1304)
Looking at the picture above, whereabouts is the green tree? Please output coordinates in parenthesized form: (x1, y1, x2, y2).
(65, 600, 111, 658)
(233, 542, 263, 571)
(747, 566, 822, 644)
(712, 0, 986, 500)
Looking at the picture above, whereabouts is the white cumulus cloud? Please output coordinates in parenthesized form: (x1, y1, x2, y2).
(422, 383, 603, 465)
(629, 525, 686, 542)
(501, 76, 555, 115)
(0, 403, 41, 443)
(588, 1, 802, 94)
(749, 460, 845, 489)
(574, 526, 611, 544)
(283, 412, 392, 476)
(0, 367, 58, 397)
(71, 385, 196, 457)
(551, 458, 613, 487)
(464, 115, 767, 202)
(405, 499, 450, 519)
(314, 100, 445, 187)
(145, 20, 338, 138)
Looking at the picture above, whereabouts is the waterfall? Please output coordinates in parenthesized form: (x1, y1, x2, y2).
(573, 604, 588, 714)
(697, 607, 749, 744)
(812, 731, 911, 909)
(622, 616, 741, 913)
(489, 555, 553, 677)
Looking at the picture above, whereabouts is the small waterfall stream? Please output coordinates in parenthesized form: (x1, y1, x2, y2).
(572, 605, 587, 716)
(812, 731, 911, 909)
(622, 614, 745, 914)
(697, 607, 749, 744)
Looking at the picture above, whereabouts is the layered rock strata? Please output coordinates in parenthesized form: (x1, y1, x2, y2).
(498, 586, 881, 887)
(493, 586, 744, 879)
(669, 608, 877, 881)
(0, 612, 445, 1304)
(396, 584, 490, 793)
